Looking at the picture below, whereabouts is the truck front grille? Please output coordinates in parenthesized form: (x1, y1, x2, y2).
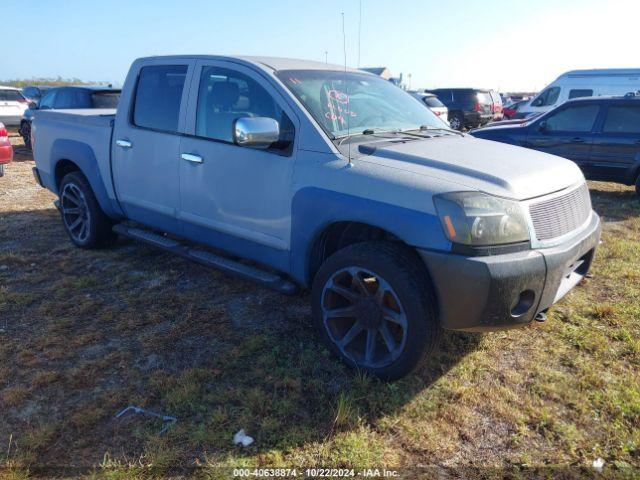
(529, 183, 592, 241)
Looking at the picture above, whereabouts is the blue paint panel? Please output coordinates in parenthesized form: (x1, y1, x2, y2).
(180, 221, 290, 273)
(290, 187, 451, 285)
(50, 139, 124, 218)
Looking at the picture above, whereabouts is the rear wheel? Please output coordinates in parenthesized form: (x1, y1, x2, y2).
(311, 241, 440, 381)
(0, 164, 4, 177)
(636, 175, 640, 197)
(449, 113, 464, 131)
(59, 171, 117, 248)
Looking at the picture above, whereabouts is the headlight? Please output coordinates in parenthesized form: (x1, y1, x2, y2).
(434, 192, 530, 246)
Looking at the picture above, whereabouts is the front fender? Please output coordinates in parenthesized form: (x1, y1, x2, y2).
(51, 139, 124, 218)
(290, 187, 450, 285)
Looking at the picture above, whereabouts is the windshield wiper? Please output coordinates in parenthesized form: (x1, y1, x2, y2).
(336, 128, 402, 145)
(417, 125, 464, 136)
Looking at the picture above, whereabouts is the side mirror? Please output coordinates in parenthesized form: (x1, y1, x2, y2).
(28, 102, 38, 109)
(234, 117, 280, 149)
(537, 121, 547, 132)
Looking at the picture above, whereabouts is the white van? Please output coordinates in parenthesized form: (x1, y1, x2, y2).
(518, 68, 640, 118)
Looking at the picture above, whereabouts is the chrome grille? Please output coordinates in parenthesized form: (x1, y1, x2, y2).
(529, 184, 592, 241)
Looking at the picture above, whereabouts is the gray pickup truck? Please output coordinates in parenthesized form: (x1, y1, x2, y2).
(32, 56, 601, 379)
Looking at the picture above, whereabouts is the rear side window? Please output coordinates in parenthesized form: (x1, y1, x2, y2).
(423, 96, 444, 108)
(133, 65, 188, 133)
(544, 104, 600, 132)
(0, 90, 25, 101)
(603, 105, 640, 133)
(476, 92, 492, 104)
(569, 89, 593, 99)
(22, 87, 40, 99)
(92, 92, 120, 108)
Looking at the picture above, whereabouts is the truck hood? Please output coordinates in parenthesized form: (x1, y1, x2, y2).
(358, 135, 584, 201)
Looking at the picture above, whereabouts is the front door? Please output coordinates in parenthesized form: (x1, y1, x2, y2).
(587, 103, 640, 182)
(112, 62, 192, 233)
(178, 60, 298, 263)
(525, 103, 600, 170)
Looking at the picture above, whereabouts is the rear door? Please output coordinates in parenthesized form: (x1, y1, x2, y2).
(112, 62, 194, 234)
(525, 103, 600, 168)
(587, 102, 640, 182)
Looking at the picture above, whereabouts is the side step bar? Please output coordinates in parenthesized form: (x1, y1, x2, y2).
(112, 224, 299, 295)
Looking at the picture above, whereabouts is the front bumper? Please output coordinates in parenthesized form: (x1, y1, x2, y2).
(419, 212, 601, 331)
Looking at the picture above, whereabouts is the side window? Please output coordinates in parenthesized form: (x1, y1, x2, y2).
(39, 91, 57, 109)
(195, 66, 285, 144)
(133, 65, 188, 133)
(569, 89, 593, 99)
(532, 87, 561, 107)
(544, 104, 600, 132)
(603, 105, 640, 134)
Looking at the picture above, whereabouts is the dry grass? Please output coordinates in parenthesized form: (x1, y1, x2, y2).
(0, 133, 638, 479)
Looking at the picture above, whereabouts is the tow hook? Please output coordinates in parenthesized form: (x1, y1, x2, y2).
(534, 311, 547, 323)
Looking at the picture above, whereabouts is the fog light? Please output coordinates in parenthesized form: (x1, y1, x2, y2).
(511, 290, 535, 317)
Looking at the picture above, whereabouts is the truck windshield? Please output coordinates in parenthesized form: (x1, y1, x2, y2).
(277, 70, 443, 139)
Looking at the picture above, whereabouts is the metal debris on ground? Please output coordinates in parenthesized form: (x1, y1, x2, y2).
(115, 405, 177, 434)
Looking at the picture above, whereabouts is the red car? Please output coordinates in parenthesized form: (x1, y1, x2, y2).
(0, 123, 13, 176)
(502, 100, 528, 119)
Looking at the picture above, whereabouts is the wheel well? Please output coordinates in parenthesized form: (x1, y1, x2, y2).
(54, 159, 81, 191)
(308, 221, 403, 284)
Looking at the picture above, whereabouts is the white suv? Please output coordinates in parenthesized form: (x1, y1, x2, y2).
(0, 86, 29, 126)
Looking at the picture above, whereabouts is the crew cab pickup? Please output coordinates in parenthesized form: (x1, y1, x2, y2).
(32, 56, 601, 380)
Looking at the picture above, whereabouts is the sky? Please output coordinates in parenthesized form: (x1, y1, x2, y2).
(2, 0, 638, 92)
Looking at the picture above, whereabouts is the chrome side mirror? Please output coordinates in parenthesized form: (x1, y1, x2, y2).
(233, 117, 280, 149)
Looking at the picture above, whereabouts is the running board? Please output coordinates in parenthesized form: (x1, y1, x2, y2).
(112, 224, 299, 295)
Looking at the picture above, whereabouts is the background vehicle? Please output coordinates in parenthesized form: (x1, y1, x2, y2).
(409, 91, 449, 124)
(471, 94, 640, 195)
(503, 99, 529, 119)
(0, 87, 29, 126)
(517, 68, 640, 118)
(20, 86, 121, 146)
(21, 85, 54, 105)
(428, 88, 493, 130)
(32, 55, 600, 380)
(0, 123, 13, 176)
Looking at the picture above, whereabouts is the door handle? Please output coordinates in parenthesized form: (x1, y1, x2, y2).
(570, 137, 585, 143)
(116, 139, 132, 149)
(181, 153, 203, 164)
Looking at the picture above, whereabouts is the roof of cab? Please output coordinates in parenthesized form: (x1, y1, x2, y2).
(136, 55, 368, 74)
(0, 85, 21, 90)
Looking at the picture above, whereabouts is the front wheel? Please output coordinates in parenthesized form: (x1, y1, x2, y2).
(636, 175, 640, 197)
(0, 164, 4, 177)
(311, 242, 440, 381)
(59, 171, 117, 249)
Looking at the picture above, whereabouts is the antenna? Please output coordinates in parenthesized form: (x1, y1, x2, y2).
(342, 11, 352, 167)
(357, 0, 362, 68)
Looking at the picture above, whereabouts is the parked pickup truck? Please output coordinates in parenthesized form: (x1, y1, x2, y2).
(32, 56, 601, 380)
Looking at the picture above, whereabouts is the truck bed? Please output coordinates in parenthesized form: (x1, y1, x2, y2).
(32, 109, 117, 204)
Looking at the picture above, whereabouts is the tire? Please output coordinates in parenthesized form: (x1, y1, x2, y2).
(311, 241, 440, 381)
(449, 113, 464, 131)
(0, 164, 4, 177)
(59, 171, 117, 249)
(19, 122, 31, 148)
(636, 175, 640, 197)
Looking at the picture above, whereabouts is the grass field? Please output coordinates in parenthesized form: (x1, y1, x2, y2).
(0, 134, 638, 479)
